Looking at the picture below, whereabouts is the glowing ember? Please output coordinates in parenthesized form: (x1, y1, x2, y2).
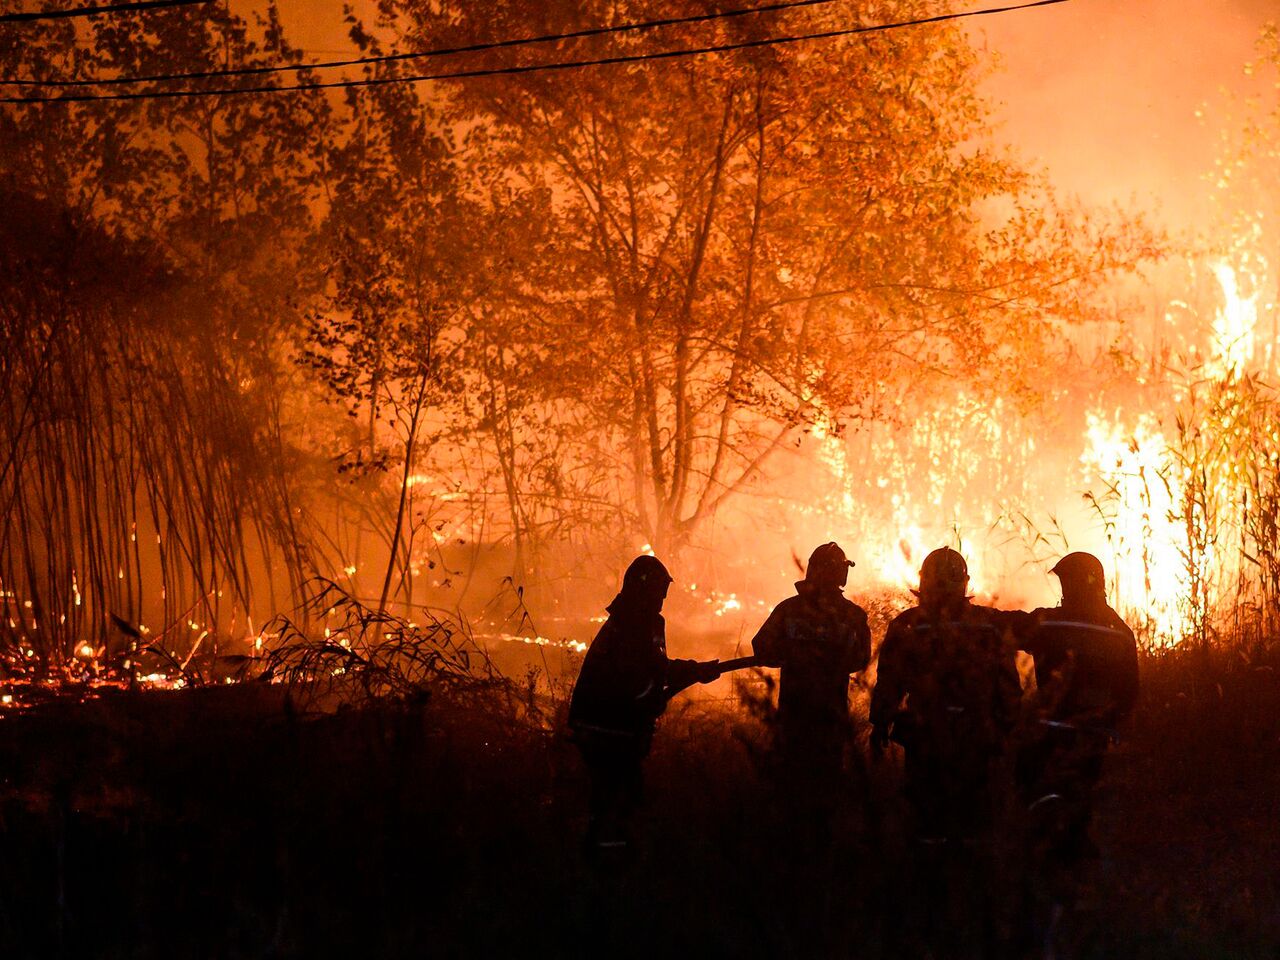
(482, 633, 587, 654)
(137, 673, 185, 689)
(708, 592, 742, 616)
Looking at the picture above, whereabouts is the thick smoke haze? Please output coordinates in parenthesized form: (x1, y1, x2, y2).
(976, 0, 1277, 230)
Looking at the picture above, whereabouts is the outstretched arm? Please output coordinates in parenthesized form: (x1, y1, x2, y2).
(663, 657, 722, 700)
(993, 608, 1040, 653)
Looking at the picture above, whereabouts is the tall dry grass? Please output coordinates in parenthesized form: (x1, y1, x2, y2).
(0, 191, 313, 675)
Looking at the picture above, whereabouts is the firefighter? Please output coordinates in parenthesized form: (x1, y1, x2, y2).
(1017, 551, 1138, 866)
(869, 548, 1025, 958)
(567, 555, 717, 858)
(749, 542, 871, 951)
(750, 541, 872, 784)
(869, 547, 1023, 843)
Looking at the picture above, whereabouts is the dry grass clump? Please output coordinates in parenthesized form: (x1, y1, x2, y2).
(260, 577, 518, 715)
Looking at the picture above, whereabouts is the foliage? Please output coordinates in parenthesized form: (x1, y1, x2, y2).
(375, 0, 1159, 554)
(0, 186, 308, 666)
(301, 53, 475, 612)
(1083, 369, 1280, 652)
(0, 3, 344, 664)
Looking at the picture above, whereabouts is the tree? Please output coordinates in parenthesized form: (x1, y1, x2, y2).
(377, 0, 1157, 555)
(303, 42, 472, 614)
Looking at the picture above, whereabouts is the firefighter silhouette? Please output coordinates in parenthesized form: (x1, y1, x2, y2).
(1017, 552, 1139, 865)
(870, 547, 1022, 842)
(750, 542, 872, 953)
(751, 542, 871, 785)
(567, 555, 717, 858)
(870, 548, 1027, 958)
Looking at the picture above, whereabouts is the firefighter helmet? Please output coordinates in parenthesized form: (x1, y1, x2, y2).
(1050, 551, 1105, 596)
(622, 554, 673, 590)
(917, 547, 969, 597)
(609, 554, 673, 614)
(805, 541, 855, 587)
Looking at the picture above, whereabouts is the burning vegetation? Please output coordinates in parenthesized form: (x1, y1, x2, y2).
(0, 1, 1276, 681)
(0, 0, 1171, 679)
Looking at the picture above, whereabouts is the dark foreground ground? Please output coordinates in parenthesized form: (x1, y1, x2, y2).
(0, 649, 1277, 959)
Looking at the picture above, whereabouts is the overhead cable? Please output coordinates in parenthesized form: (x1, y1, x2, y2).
(0, 0, 209, 23)
(4, 0, 840, 87)
(0, 0, 1071, 105)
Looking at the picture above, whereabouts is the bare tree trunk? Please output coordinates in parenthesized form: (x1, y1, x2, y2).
(378, 372, 429, 616)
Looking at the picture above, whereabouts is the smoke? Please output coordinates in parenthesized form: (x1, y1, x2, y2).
(974, 0, 1276, 231)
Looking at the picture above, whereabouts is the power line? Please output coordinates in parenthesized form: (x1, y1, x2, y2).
(0, 0, 1071, 105)
(5, 0, 840, 87)
(0, 0, 209, 23)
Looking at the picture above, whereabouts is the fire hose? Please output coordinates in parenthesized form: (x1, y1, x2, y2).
(664, 654, 760, 700)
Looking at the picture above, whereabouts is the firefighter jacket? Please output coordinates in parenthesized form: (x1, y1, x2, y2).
(1022, 598, 1138, 727)
(751, 581, 872, 729)
(568, 605, 699, 741)
(870, 600, 1023, 756)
